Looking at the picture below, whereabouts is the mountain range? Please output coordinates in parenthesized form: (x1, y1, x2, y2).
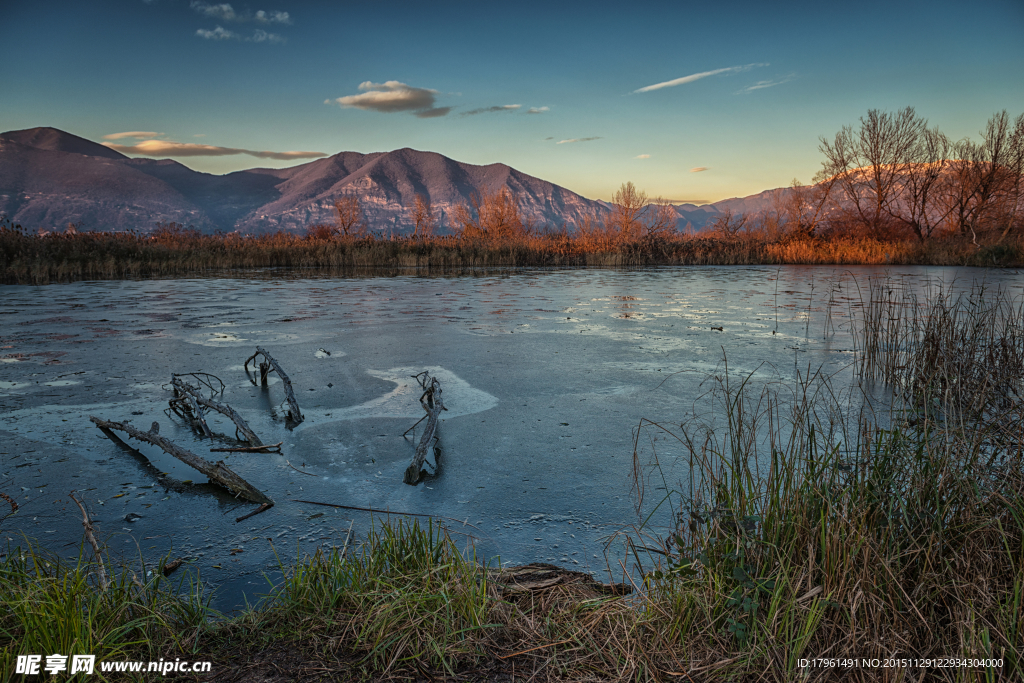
(0, 127, 780, 235)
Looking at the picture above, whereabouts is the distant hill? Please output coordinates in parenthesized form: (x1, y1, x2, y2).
(0, 126, 784, 234)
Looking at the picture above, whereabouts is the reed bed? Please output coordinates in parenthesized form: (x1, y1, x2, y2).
(3, 220, 1021, 284)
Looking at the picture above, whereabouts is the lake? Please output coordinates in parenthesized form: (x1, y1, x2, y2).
(2, 265, 1021, 612)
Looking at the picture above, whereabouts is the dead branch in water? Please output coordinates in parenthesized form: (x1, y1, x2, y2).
(245, 346, 304, 425)
(69, 492, 108, 590)
(89, 416, 273, 507)
(210, 442, 282, 453)
(404, 371, 447, 485)
(235, 502, 274, 523)
(171, 376, 264, 446)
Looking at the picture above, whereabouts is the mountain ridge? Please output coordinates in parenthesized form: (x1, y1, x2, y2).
(0, 127, 779, 234)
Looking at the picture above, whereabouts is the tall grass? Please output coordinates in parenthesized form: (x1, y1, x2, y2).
(628, 286, 1024, 679)
(3, 219, 1021, 284)
(0, 542, 214, 682)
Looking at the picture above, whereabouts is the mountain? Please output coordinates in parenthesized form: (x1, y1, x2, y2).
(0, 127, 609, 234)
(0, 126, 786, 234)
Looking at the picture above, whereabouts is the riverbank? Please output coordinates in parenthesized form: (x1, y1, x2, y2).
(2, 222, 1022, 284)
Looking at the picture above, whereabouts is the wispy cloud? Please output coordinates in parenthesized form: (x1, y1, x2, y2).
(329, 81, 447, 117)
(190, 2, 291, 24)
(634, 63, 768, 93)
(193, 134, 206, 138)
(196, 25, 237, 40)
(526, 106, 549, 114)
(254, 9, 291, 24)
(250, 29, 285, 43)
(635, 154, 650, 159)
(416, 107, 452, 118)
(556, 137, 601, 144)
(195, 25, 284, 42)
(103, 139, 326, 160)
(738, 74, 795, 93)
(102, 131, 163, 140)
(690, 167, 709, 173)
(462, 104, 521, 116)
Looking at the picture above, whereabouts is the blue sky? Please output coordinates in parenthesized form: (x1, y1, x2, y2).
(2, 0, 1022, 203)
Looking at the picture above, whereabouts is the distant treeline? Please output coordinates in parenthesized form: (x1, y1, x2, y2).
(2, 107, 1022, 283)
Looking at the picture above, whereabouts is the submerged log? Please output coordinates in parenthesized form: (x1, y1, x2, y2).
(403, 371, 447, 485)
(245, 346, 304, 425)
(89, 416, 273, 506)
(171, 376, 264, 446)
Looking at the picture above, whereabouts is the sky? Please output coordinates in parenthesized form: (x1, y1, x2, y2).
(2, 0, 1023, 204)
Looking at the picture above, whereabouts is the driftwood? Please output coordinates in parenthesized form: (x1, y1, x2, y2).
(171, 376, 264, 446)
(488, 563, 632, 597)
(235, 502, 274, 523)
(69, 492, 108, 590)
(89, 416, 273, 506)
(210, 442, 282, 453)
(404, 371, 447, 485)
(245, 347, 304, 425)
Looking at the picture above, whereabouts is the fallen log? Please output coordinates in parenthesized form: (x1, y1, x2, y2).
(403, 371, 447, 486)
(89, 416, 273, 506)
(488, 563, 632, 597)
(171, 376, 264, 446)
(245, 347, 304, 425)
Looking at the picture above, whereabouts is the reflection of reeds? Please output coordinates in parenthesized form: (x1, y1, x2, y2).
(3, 219, 1021, 284)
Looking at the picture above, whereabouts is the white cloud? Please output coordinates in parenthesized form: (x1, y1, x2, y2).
(196, 25, 237, 40)
(102, 131, 163, 140)
(635, 154, 650, 159)
(330, 81, 447, 116)
(191, 2, 290, 23)
(526, 106, 549, 114)
(738, 75, 795, 93)
(254, 9, 291, 24)
(103, 139, 327, 160)
(249, 29, 285, 43)
(191, 2, 237, 20)
(634, 63, 769, 93)
(195, 25, 284, 43)
(556, 137, 601, 144)
(462, 104, 521, 116)
(690, 167, 709, 173)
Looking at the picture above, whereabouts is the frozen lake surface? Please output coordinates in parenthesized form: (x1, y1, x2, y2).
(2, 265, 1021, 611)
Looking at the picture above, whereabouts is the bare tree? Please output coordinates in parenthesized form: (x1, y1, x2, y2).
(333, 196, 364, 237)
(453, 187, 525, 239)
(892, 127, 952, 241)
(709, 209, 748, 237)
(411, 194, 436, 237)
(777, 177, 835, 238)
(942, 112, 1024, 239)
(610, 182, 648, 240)
(644, 197, 679, 236)
(819, 107, 926, 236)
